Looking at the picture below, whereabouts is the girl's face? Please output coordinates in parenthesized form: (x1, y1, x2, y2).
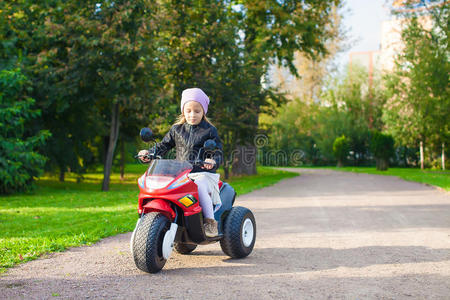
(183, 101, 204, 125)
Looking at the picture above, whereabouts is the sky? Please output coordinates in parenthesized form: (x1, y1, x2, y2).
(337, 0, 391, 68)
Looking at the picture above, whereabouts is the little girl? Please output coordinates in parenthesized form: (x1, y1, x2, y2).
(138, 88, 223, 237)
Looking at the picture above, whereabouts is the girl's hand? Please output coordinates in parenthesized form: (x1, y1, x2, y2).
(138, 150, 150, 163)
(203, 158, 216, 170)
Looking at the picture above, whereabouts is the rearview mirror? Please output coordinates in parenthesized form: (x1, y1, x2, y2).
(203, 139, 216, 150)
(140, 127, 153, 142)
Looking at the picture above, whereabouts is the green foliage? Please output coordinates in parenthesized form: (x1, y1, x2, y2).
(267, 65, 387, 166)
(333, 135, 349, 167)
(322, 65, 386, 162)
(0, 69, 50, 194)
(383, 4, 449, 158)
(266, 100, 319, 165)
(2, 0, 343, 185)
(25, 1, 163, 187)
(150, 0, 342, 176)
(0, 165, 297, 272)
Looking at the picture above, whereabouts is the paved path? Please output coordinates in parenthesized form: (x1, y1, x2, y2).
(1, 169, 450, 299)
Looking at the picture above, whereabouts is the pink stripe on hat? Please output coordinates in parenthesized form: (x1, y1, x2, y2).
(181, 88, 210, 115)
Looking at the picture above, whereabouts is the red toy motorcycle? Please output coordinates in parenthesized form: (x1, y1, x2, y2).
(130, 128, 256, 273)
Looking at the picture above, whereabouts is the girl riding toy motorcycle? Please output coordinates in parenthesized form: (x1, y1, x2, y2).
(130, 128, 256, 273)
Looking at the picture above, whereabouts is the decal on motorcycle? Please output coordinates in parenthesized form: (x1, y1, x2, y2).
(138, 175, 145, 189)
(168, 173, 190, 190)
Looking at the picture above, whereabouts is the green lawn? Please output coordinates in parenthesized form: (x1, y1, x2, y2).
(325, 166, 450, 191)
(0, 165, 297, 273)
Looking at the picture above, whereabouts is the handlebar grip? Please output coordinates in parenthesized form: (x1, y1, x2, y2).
(135, 153, 154, 162)
(190, 160, 215, 167)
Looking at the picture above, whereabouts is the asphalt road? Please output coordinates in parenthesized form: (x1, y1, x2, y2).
(1, 168, 449, 299)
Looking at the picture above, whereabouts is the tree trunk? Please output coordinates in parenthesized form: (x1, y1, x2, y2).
(376, 158, 389, 171)
(420, 141, 424, 170)
(59, 168, 65, 182)
(102, 136, 109, 165)
(402, 147, 408, 167)
(102, 103, 120, 191)
(221, 130, 235, 180)
(442, 143, 445, 170)
(223, 162, 230, 180)
(120, 139, 125, 181)
(337, 160, 343, 168)
(231, 145, 257, 176)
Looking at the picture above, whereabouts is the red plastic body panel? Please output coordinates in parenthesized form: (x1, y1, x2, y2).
(138, 169, 221, 218)
(142, 199, 176, 220)
(138, 170, 209, 220)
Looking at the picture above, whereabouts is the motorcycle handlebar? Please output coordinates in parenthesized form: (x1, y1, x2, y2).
(135, 154, 214, 168)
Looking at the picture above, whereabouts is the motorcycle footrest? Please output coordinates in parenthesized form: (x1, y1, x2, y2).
(205, 234, 223, 242)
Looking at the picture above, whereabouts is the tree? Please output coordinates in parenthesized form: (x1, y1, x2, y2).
(268, 4, 346, 103)
(2, 1, 102, 181)
(0, 69, 50, 194)
(383, 1, 449, 166)
(34, 0, 163, 190)
(227, 0, 342, 174)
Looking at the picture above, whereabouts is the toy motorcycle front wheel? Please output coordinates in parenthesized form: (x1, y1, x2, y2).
(132, 212, 170, 273)
(220, 206, 256, 258)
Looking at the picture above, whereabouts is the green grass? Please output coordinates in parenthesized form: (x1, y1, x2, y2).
(323, 166, 450, 191)
(0, 165, 297, 273)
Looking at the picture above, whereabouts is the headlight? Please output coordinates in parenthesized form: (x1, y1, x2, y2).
(178, 194, 197, 207)
(145, 176, 174, 190)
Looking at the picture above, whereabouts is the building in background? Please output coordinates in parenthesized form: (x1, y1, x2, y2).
(349, 0, 436, 85)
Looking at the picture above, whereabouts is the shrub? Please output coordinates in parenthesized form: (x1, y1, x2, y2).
(333, 135, 349, 167)
(370, 131, 394, 171)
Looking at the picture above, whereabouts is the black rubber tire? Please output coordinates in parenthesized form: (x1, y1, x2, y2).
(132, 212, 170, 273)
(174, 242, 197, 254)
(220, 206, 256, 258)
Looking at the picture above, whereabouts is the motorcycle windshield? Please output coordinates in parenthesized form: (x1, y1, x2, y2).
(147, 159, 193, 176)
(145, 160, 193, 190)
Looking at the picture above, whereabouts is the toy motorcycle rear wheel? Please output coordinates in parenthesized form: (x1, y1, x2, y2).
(174, 242, 197, 254)
(132, 212, 170, 273)
(220, 206, 256, 258)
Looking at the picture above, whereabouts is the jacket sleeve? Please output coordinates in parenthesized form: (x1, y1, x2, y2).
(151, 126, 175, 157)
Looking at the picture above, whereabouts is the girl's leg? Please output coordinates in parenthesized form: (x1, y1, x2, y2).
(193, 176, 218, 237)
(195, 177, 214, 219)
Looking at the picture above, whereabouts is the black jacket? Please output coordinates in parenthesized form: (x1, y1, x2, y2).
(151, 119, 223, 173)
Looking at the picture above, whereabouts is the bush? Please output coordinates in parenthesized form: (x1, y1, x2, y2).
(333, 135, 350, 167)
(0, 69, 50, 194)
(370, 131, 394, 171)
